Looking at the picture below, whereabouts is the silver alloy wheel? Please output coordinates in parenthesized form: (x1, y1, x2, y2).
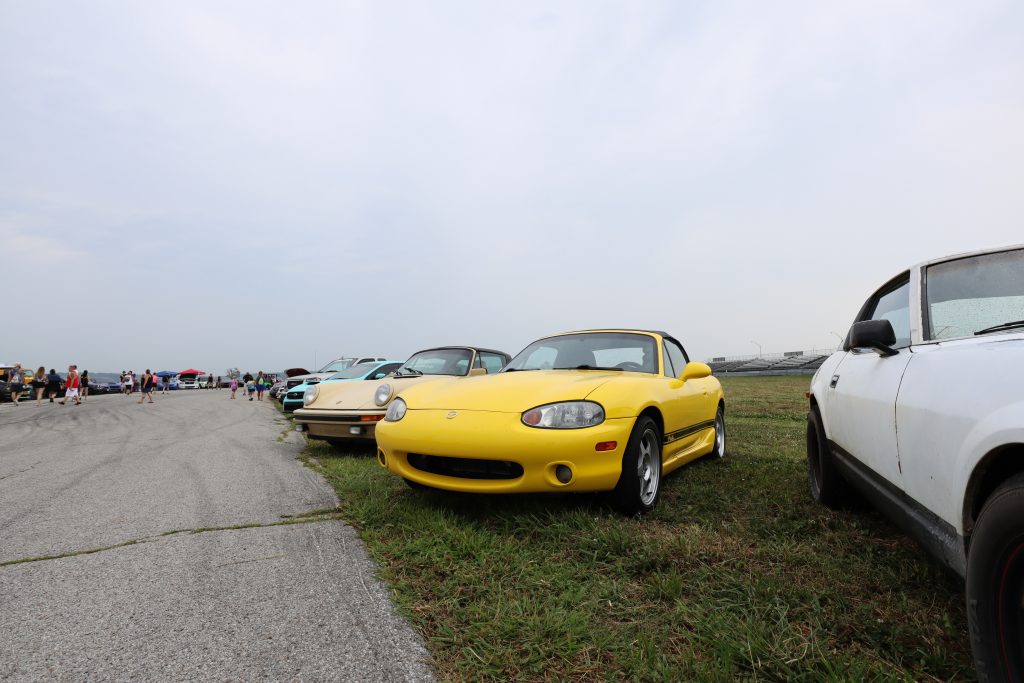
(637, 427, 661, 506)
(714, 410, 726, 457)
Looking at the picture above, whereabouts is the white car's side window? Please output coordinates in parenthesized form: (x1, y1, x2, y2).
(865, 280, 911, 348)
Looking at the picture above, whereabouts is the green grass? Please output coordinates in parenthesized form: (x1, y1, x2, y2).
(302, 376, 973, 682)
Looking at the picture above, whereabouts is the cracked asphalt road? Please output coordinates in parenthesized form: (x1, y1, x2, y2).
(0, 391, 435, 681)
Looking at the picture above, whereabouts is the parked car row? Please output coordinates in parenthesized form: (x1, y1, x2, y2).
(290, 330, 725, 516)
(278, 245, 1022, 680)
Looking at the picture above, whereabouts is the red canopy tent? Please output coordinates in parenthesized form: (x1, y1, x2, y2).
(178, 368, 206, 375)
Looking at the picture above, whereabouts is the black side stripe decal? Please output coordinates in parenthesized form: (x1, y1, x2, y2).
(663, 419, 716, 445)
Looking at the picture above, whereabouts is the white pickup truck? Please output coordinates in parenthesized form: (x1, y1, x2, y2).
(806, 245, 1023, 681)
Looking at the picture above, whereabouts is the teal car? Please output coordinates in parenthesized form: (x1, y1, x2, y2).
(282, 360, 404, 412)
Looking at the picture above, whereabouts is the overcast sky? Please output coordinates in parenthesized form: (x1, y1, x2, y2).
(2, 1, 1022, 373)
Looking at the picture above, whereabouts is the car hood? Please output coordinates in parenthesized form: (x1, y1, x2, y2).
(396, 370, 619, 412)
(306, 375, 447, 411)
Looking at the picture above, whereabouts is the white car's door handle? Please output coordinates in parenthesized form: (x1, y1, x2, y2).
(830, 374, 840, 389)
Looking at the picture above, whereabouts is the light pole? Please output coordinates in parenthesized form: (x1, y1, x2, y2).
(750, 340, 762, 358)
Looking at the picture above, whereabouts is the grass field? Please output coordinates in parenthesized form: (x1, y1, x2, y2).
(300, 376, 974, 681)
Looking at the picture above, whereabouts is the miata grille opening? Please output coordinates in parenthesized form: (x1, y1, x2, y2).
(407, 454, 523, 480)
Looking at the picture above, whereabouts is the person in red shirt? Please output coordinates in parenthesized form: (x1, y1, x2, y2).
(59, 365, 82, 405)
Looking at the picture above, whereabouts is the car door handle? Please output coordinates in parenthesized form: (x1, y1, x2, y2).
(829, 374, 840, 389)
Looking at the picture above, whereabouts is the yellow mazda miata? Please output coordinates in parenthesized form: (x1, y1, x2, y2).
(374, 329, 726, 514)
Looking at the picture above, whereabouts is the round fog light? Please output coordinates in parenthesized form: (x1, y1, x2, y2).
(555, 464, 572, 484)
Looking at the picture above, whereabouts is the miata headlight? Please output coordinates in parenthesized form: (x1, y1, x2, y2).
(374, 383, 393, 406)
(384, 397, 407, 422)
(303, 385, 319, 406)
(522, 401, 604, 429)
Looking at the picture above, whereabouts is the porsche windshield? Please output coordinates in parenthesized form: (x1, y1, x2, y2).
(504, 332, 658, 373)
(395, 349, 473, 376)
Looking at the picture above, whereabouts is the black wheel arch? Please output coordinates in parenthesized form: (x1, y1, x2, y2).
(638, 406, 664, 437)
(964, 444, 1024, 541)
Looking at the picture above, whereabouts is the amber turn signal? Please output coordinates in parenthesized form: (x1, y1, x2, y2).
(595, 441, 617, 452)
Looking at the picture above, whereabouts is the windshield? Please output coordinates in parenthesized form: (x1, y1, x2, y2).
(318, 359, 355, 373)
(326, 363, 384, 380)
(395, 349, 473, 376)
(927, 248, 1024, 339)
(504, 332, 659, 373)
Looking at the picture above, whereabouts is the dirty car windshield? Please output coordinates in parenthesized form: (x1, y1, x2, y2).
(927, 249, 1024, 339)
(396, 349, 473, 376)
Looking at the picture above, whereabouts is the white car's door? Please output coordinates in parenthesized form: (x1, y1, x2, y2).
(826, 274, 914, 489)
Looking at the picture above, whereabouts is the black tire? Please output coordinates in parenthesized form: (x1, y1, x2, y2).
(967, 473, 1024, 682)
(610, 415, 662, 515)
(806, 407, 849, 508)
(711, 405, 726, 458)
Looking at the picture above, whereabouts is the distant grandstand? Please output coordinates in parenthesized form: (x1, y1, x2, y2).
(707, 349, 836, 375)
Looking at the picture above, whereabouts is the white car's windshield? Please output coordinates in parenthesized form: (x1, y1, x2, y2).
(394, 349, 473, 377)
(504, 332, 658, 373)
(927, 248, 1024, 339)
(318, 359, 355, 373)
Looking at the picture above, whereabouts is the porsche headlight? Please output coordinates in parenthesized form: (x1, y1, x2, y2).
(303, 385, 319, 406)
(374, 383, 393, 406)
(522, 401, 604, 429)
(384, 397, 407, 422)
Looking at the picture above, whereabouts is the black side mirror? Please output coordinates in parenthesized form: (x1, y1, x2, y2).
(847, 319, 898, 357)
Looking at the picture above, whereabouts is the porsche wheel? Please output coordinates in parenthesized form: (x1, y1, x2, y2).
(712, 406, 726, 458)
(610, 415, 662, 515)
(967, 474, 1024, 682)
(806, 407, 848, 509)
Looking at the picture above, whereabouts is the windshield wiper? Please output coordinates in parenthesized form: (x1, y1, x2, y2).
(974, 320, 1024, 336)
(557, 365, 624, 371)
(395, 368, 423, 376)
(502, 367, 539, 372)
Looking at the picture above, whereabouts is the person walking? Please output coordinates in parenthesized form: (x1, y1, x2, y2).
(138, 369, 156, 404)
(80, 370, 89, 401)
(124, 371, 134, 395)
(46, 368, 61, 402)
(254, 371, 269, 401)
(8, 363, 24, 406)
(161, 374, 170, 394)
(32, 367, 46, 405)
(242, 371, 253, 398)
(216, 375, 222, 390)
(229, 377, 238, 399)
(59, 365, 81, 405)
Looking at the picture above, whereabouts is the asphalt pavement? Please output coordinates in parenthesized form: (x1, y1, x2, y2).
(0, 390, 435, 681)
